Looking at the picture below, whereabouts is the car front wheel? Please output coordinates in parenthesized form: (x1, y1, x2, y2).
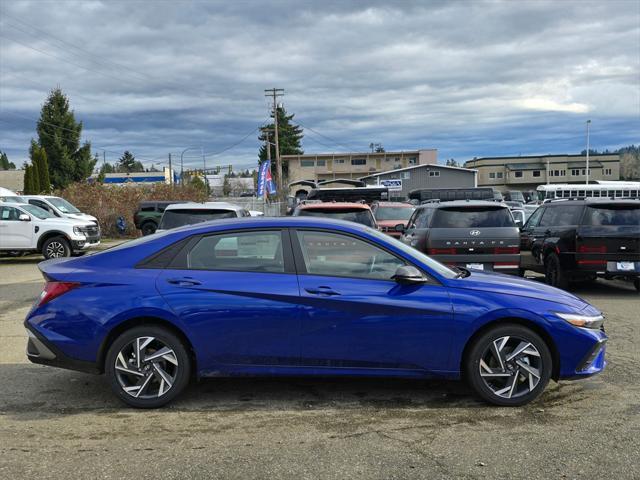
(141, 222, 157, 236)
(42, 236, 71, 259)
(545, 253, 569, 290)
(105, 326, 191, 408)
(465, 324, 552, 406)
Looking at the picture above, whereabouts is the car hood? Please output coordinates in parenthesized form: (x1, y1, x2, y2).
(65, 212, 98, 223)
(447, 270, 590, 310)
(41, 217, 95, 228)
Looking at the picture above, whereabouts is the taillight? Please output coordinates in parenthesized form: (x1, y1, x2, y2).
(577, 260, 607, 265)
(38, 282, 80, 307)
(578, 245, 607, 253)
(428, 248, 456, 255)
(494, 247, 519, 254)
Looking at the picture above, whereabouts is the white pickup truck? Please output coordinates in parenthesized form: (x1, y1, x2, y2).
(0, 203, 100, 259)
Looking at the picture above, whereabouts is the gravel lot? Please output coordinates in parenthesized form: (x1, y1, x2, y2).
(1, 254, 638, 479)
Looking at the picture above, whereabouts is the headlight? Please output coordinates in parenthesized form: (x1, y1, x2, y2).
(555, 312, 604, 329)
(73, 227, 85, 236)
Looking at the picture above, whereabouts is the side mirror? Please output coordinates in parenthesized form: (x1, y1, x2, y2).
(392, 265, 427, 285)
(394, 223, 406, 233)
(18, 214, 30, 221)
(515, 219, 523, 228)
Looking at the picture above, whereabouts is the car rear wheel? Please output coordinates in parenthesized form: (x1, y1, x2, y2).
(105, 326, 191, 408)
(545, 253, 569, 290)
(141, 222, 157, 236)
(42, 236, 71, 259)
(465, 324, 552, 406)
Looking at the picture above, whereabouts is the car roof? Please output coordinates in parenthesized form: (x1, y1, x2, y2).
(546, 198, 640, 207)
(418, 200, 506, 209)
(163, 201, 244, 211)
(297, 201, 371, 210)
(374, 201, 414, 208)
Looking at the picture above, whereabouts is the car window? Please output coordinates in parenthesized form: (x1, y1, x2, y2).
(159, 209, 237, 229)
(29, 199, 54, 214)
(47, 197, 81, 214)
(539, 205, 583, 227)
(584, 205, 640, 226)
(524, 207, 544, 228)
(0, 205, 21, 220)
(374, 206, 415, 221)
(415, 208, 434, 228)
(140, 205, 156, 212)
(296, 230, 405, 280)
(431, 207, 515, 228)
(20, 204, 55, 219)
(297, 209, 376, 227)
(187, 231, 284, 273)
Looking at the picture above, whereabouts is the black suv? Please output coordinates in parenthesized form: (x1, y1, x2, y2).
(133, 201, 187, 236)
(520, 198, 640, 290)
(400, 200, 520, 275)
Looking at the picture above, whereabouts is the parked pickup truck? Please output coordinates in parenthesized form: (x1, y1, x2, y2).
(0, 203, 100, 259)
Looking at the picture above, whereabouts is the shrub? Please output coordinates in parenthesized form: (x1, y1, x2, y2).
(56, 183, 208, 237)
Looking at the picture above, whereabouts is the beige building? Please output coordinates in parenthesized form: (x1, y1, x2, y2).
(0, 170, 25, 193)
(283, 149, 437, 188)
(464, 154, 621, 192)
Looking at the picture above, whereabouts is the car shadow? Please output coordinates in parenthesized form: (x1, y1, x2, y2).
(526, 275, 637, 297)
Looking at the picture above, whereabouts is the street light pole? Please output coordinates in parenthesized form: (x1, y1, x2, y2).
(585, 120, 591, 185)
(180, 146, 200, 186)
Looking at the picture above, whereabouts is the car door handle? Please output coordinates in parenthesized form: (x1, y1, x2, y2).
(305, 286, 341, 296)
(167, 277, 201, 286)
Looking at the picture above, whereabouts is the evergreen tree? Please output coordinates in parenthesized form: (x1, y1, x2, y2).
(258, 106, 304, 182)
(0, 151, 16, 170)
(36, 88, 96, 188)
(23, 165, 36, 194)
(30, 140, 51, 193)
(117, 151, 144, 173)
(31, 159, 41, 194)
(99, 162, 116, 174)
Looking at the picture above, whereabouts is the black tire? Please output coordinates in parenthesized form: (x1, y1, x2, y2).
(42, 236, 71, 259)
(141, 222, 157, 236)
(465, 324, 552, 406)
(105, 325, 191, 408)
(634, 278, 640, 292)
(517, 268, 525, 277)
(545, 253, 569, 290)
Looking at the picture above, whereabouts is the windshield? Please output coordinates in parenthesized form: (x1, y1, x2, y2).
(432, 207, 516, 228)
(48, 197, 81, 214)
(0, 196, 26, 203)
(21, 204, 55, 219)
(584, 205, 640, 226)
(297, 209, 375, 227)
(365, 227, 458, 279)
(375, 206, 415, 221)
(159, 209, 237, 229)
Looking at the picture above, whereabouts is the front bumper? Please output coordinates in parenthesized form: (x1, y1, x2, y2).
(25, 327, 100, 374)
(72, 236, 101, 251)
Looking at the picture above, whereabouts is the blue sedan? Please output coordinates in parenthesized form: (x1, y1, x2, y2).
(25, 217, 607, 408)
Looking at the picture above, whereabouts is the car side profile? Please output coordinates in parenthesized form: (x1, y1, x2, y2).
(25, 217, 606, 408)
(134, 200, 188, 236)
(156, 201, 249, 232)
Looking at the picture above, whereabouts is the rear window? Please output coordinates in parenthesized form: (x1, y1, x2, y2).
(584, 205, 640, 226)
(374, 206, 415, 221)
(431, 207, 515, 228)
(159, 209, 237, 229)
(297, 208, 375, 227)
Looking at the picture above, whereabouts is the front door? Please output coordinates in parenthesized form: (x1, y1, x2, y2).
(292, 229, 454, 373)
(520, 207, 544, 270)
(156, 229, 301, 371)
(0, 205, 33, 248)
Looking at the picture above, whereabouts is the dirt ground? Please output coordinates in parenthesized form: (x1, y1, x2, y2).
(1, 255, 638, 479)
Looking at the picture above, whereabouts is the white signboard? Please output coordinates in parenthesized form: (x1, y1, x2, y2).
(380, 179, 402, 191)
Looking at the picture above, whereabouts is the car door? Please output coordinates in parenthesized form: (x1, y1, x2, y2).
(0, 205, 33, 248)
(537, 205, 583, 261)
(292, 229, 454, 373)
(156, 229, 302, 371)
(519, 206, 544, 270)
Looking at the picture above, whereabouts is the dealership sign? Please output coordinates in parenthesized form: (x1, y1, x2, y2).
(380, 179, 402, 191)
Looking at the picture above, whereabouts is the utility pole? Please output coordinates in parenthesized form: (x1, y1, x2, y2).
(202, 147, 206, 174)
(168, 153, 172, 186)
(585, 119, 591, 185)
(265, 88, 284, 196)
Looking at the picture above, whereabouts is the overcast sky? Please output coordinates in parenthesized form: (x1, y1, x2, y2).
(1, 0, 639, 171)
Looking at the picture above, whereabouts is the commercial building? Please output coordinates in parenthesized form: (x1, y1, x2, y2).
(464, 154, 621, 192)
(283, 149, 437, 192)
(88, 167, 175, 185)
(361, 164, 477, 201)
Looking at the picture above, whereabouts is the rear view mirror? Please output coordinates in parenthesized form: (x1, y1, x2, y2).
(392, 265, 427, 285)
(19, 214, 30, 221)
(394, 223, 406, 233)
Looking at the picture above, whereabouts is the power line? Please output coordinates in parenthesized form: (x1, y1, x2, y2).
(296, 120, 362, 152)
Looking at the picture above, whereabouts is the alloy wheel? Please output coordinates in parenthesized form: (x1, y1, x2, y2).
(46, 241, 66, 258)
(114, 336, 179, 399)
(479, 335, 542, 399)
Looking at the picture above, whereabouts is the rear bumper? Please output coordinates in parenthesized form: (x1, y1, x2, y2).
(431, 254, 520, 275)
(25, 326, 100, 374)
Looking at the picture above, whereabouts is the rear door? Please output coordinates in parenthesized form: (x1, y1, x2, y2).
(156, 229, 302, 370)
(520, 206, 544, 270)
(292, 229, 453, 372)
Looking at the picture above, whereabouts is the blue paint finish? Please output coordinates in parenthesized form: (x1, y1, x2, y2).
(25, 216, 607, 384)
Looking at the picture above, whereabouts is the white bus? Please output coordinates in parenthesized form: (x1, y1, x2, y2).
(536, 182, 640, 201)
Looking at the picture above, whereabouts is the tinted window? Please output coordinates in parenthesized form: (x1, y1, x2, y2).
(411, 208, 434, 228)
(374, 206, 415, 221)
(431, 207, 515, 228)
(297, 209, 375, 227)
(159, 209, 237, 229)
(524, 207, 544, 228)
(140, 205, 156, 212)
(29, 199, 55, 214)
(539, 205, 583, 227)
(188, 231, 284, 272)
(297, 231, 405, 280)
(584, 205, 640, 226)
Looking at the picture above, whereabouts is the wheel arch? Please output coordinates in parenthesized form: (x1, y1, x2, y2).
(37, 231, 72, 251)
(460, 316, 561, 381)
(97, 316, 197, 376)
